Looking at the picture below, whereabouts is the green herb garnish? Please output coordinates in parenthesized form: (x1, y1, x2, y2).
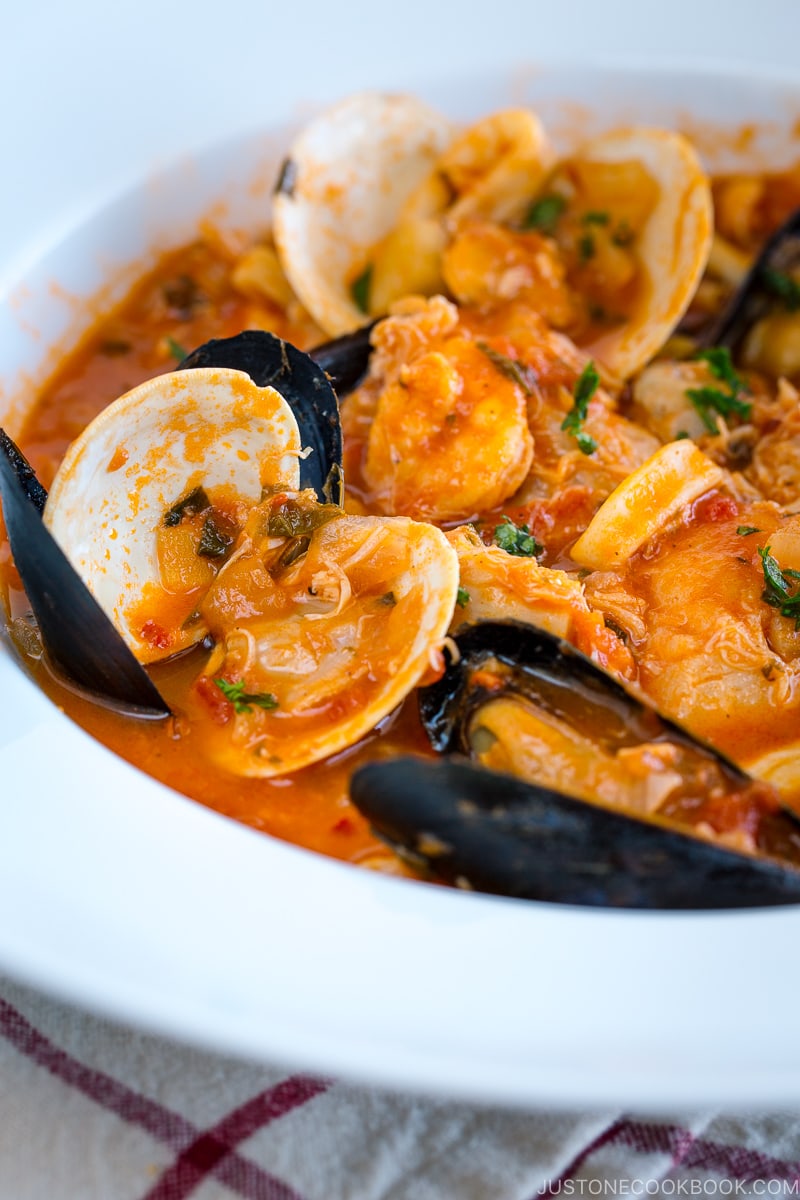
(696, 347, 746, 395)
(561, 361, 600, 455)
(476, 341, 537, 395)
(685, 386, 752, 433)
(685, 346, 751, 434)
(351, 264, 373, 314)
(759, 546, 800, 627)
(493, 516, 542, 558)
(214, 678, 279, 715)
(522, 193, 566, 234)
(737, 525, 762, 536)
(675, 430, 691, 440)
(763, 267, 800, 312)
(163, 486, 210, 527)
(267, 498, 341, 539)
(578, 233, 595, 262)
(197, 514, 234, 559)
(379, 591, 397, 606)
(166, 336, 187, 363)
(456, 586, 470, 608)
(582, 210, 610, 225)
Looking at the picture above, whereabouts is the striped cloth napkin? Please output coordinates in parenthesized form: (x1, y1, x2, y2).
(1, 973, 799, 1200)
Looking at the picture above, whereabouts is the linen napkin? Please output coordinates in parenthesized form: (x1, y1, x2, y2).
(1, 974, 799, 1200)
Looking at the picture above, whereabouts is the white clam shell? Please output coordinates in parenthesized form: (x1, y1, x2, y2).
(199, 514, 460, 777)
(273, 92, 453, 337)
(44, 367, 302, 663)
(577, 128, 713, 379)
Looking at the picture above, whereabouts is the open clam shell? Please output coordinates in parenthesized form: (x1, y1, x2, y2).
(0, 429, 169, 714)
(273, 92, 453, 337)
(572, 128, 713, 378)
(194, 512, 460, 778)
(44, 366, 305, 664)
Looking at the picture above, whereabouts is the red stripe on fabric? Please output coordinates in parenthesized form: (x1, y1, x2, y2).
(0, 997, 327, 1199)
(615, 1121, 800, 1183)
(142, 1075, 330, 1200)
(534, 1118, 800, 1196)
(536, 1118, 630, 1197)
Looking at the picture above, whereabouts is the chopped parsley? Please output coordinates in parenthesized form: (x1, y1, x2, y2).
(759, 546, 800, 627)
(163, 486, 210, 527)
(165, 336, 187, 363)
(578, 232, 595, 262)
(197, 514, 234, 558)
(582, 210, 610, 225)
(737, 525, 762, 536)
(696, 347, 746, 395)
(456, 586, 470, 608)
(685, 346, 751, 434)
(267, 498, 341, 539)
(214, 678, 279, 714)
(476, 341, 537, 395)
(562, 361, 600, 455)
(351, 264, 373, 314)
(494, 515, 542, 558)
(522, 193, 566, 234)
(763, 267, 800, 312)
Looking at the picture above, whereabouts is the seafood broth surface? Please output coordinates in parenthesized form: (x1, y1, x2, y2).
(6, 99, 800, 877)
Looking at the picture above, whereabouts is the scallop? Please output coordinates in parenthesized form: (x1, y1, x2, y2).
(273, 92, 453, 336)
(571, 128, 713, 378)
(44, 367, 304, 664)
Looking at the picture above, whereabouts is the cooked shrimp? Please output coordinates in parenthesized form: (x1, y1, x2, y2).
(361, 298, 534, 521)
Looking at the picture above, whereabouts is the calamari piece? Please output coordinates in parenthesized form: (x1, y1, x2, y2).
(273, 92, 453, 336)
(446, 525, 634, 677)
(44, 368, 303, 663)
(192, 504, 459, 777)
(361, 298, 534, 521)
(570, 440, 724, 570)
(446, 525, 587, 638)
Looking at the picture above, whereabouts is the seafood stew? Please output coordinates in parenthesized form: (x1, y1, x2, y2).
(6, 93, 800, 902)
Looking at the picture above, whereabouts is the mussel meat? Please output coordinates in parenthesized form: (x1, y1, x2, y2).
(350, 620, 800, 907)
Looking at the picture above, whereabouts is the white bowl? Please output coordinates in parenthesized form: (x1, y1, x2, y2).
(3, 59, 800, 1109)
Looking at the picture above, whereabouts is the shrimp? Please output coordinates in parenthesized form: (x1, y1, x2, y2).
(361, 298, 534, 521)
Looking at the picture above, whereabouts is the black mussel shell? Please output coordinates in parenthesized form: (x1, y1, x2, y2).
(702, 206, 800, 352)
(349, 619, 800, 907)
(309, 323, 375, 396)
(350, 756, 800, 909)
(419, 619, 747, 783)
(0, 430, 169, 715)
(179, 330, 344, 505)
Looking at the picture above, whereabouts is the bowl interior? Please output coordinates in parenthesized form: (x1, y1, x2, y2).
(2, 61, 800, 1110)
